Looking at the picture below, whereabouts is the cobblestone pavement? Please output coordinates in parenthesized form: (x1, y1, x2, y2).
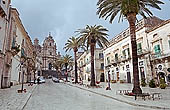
(0, 84, 36, 110)
(68, 81, 170, 110)
(24, 80, 154, 110)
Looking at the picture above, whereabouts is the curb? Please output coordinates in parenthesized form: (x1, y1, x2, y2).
(17, 85, 37, 110)
(67, 83, 170, 110)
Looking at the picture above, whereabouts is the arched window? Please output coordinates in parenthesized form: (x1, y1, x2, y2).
(49, 63, 52, 70)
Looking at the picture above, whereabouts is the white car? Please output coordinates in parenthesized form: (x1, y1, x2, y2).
(52, 77, 60, 83)
(39, 77, 46, 83)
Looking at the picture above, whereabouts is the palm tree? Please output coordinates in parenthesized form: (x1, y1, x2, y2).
(53, 58, 63, 75)
(97, 0, 164, 94)
(76, 25, 109, 86)
(64, 37, 81, 83)
(60, 54, 73, 81)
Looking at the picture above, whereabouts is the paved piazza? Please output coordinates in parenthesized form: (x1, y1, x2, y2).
(24, 80, 154, 110)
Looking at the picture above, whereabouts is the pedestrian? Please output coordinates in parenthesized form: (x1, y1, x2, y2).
(37, 77, 40, 84)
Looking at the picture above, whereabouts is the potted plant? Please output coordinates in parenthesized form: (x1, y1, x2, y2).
(120, 80, 125, 83)
(149, 79, 156, 88)
(111, 80, 116, 83)
(159, 78, 167, 89)
(11, 45, 20, 56)
(141, 78, 147, 87)
(96, 81, 100, 84)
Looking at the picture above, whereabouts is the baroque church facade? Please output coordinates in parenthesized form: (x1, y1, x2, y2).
(33, 33, 60, 77)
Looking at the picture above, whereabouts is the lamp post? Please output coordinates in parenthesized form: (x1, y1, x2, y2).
(20, 57, 25, 92)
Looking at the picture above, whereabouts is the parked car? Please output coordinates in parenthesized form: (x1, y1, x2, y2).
(39, 76, 46, 83)
(52, 77, 59, 83)
(48, 75, 52, 79)
(28, 80, 37, 84)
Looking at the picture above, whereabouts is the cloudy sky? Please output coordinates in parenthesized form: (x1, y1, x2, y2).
(11, 0, 170, 55)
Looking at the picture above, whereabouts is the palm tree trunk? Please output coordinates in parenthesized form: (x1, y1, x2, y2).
(74, 50, 78, 83)
(65, 64, 68, 81)
(127, 13, 142, 94)
(90, 43, 96, 86)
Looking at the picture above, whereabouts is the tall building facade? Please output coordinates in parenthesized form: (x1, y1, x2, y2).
(10, 8, 34, 86)
(0, 0, 14, 88)
(77, 48, 104, 82)
(33, 34, 59, 77)
(0, 6, 34, 88)
(104, 17, 170, 84)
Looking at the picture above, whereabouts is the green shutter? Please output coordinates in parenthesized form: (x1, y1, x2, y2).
(137, 43, 142, 54)
(154, 45, 161, 57)
(154, 45, 161, 54)
(122, 50, 126, 57)
(21, 48, 25, 57)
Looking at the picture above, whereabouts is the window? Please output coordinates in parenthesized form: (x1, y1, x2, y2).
(21, 47, 25, 58)
(153, 34, 158, 38)
(80, 61, 83, 66)
(50, 52, 52, 55)
(86, 58, 89, 63)
(106, 57, 110, 64)
(154, 44, 161, 57)
(127, 48, 130, 58)
(86, 67, 89, 72)
(137, 43, 142, 54)
(49, 63, 52, 70)
(12, 38, 16, 48)
(22, 39, 25, 46)
(115, 53, 118, 61)
(169, 40, 170, 49)
(49, 43, 51, 46)
(2, 0, 5, 4)
(99, 53, 104, 59)
(122, 50, 126, 58)
(101, 63, 104, 70)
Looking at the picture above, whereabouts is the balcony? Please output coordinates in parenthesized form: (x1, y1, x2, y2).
(110, 59, 120, 66)
(11, 40, 20, 56)
(137, 49, 150, 58)
(0, 0, 7, 17)
(86, 69, 91, 73)
(152, 52, 170, 61)
(121, 56, 131, 62)
(21, 47, 27, 60)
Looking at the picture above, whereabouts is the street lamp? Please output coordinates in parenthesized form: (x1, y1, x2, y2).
(20, 56, 25, 92)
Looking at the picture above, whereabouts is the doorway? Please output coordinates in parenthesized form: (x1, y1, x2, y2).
(127, 72, 131, 83)
(100, 73, 104, 82)
(116, 72, 120, 81)
(140, 67, 145, 79)
(49, 63, 52, 70)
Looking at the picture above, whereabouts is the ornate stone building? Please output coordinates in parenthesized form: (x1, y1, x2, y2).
(33, 33, 59, 77)
(104, 17, 170, 84)
(42, 33, 57, 71)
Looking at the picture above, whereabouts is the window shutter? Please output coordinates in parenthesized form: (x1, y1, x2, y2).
(122, 50, 126, 57)
(137, 43, 142, 53)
